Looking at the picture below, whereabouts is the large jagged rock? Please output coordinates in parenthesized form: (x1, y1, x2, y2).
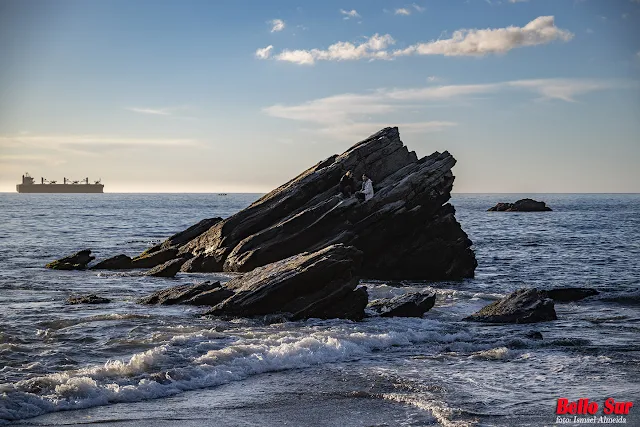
(46, 249, 95, 270)
(144, 258, 187, 278)
(91, 254, 133, 270)
(542, 287, 599, 302)
(204, 244, 366, 320)
(138, 281, 233, 305)
(368, 291, 436, 317)
(464, 288, 557, 324)
(180, 127, 476, 280)
(488, 199, 552, 212)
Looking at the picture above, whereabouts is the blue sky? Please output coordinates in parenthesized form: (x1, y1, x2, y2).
(1, 0, 639, 192)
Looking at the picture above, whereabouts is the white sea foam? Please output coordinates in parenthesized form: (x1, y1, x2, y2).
(0, 318, 476, 423)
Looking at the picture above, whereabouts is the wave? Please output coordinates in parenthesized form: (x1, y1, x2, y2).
(0, 318, 474, 423)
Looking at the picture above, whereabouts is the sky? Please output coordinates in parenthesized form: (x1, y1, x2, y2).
(0, 0, 639, 193)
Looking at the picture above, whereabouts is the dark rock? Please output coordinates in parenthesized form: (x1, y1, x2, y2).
(524, 331, 543, 340)
(488, 198, 552, 212)
(204, 244, 365, 320)
(67, 294, 111, 304)
(141, 218, 223, 257)
(138, 281, 232, 305)
(91, 254, 133, 270)
(132, 248, 180, 269)
(464, 288, 557, 324)
(542, 287, 599, 302)
(144, 258, 187, 278)
(368, 291, 436, 317)
(186, 286, 235, 306)
(180, 254, 223, 272)
(179, 127, 476, 280)
(46, 249, 95, 270)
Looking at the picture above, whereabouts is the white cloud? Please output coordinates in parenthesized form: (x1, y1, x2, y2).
(412, 4, 426, 12)
(395, 8, 411, 15)
(258, 16, 573, 65)
(340, 9, 360, 19)
(508, 0, 529, 3)
(394, 16, 573, 57)
(262, 78, 631, 138)
(255, 45, 274, 59)
(125, 107, 173, 115)
(427, 76, 441, 82)
(269, 19, 285, 32)
(0, 134, 200, 148)
(274, 34, 395, 65)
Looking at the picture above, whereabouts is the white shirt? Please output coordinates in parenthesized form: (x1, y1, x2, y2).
(362, 179, 374, 201)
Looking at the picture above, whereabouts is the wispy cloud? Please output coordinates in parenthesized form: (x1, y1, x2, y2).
(274, 34, 395, 65)
(255, 45, 274, 59)
(340, 9, 360, 19)
(412, 4, 426, 12)
(262, 78, 632, 139)
(394, 16, 573, 57)
(508, 0, 529, 3)
(258, 16, 573, 64)
(395, 8, 411, 16)
(269, 19, 285, 32)
(124, 106, 194, 119)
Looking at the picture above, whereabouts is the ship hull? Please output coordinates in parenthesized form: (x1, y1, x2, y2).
(16, 184, 104, 193)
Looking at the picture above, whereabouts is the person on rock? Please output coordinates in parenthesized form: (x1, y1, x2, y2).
(355, 174, 374, 202)
(339, 170, 355, 198)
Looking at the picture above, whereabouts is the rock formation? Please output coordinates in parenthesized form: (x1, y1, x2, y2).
(46, 249, 94, 270)
(138, 281, 233, 305)
(368, 291, 436, 317)
(91, 254, 133, 270)
(464, 288, 557, 324)
(67, 294, 111, 304)
(488, 199, 552, 212)
(204, 244, 367, 321)
(177, 127, 475, 280)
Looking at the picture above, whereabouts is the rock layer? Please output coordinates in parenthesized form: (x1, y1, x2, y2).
(138, 281, 233, 305)
(464, 288, 557, 324)
(181, 127, 476, 280)
(204, 244, 366, 320)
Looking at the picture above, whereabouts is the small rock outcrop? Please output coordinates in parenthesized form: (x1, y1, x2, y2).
(178, 127, 475, 280)
(91, 254, 133, 270)
(46, 250, 95, 270)
(488, 199, 552, 212)
(144, 258, 187, 278)
(138, 281, 233, 305)
(542, 287, 599, 302)
(368, 292, 436, 317)
(464, 288, 557, 324)
(141, 218, 223, 257)
(204, 244, 366, 320)
(67, 294, 111, 304)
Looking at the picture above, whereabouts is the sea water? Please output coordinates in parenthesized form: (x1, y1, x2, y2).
(0, 193, 638, 426)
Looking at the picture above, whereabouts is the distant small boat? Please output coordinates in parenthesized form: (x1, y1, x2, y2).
(218, 193, 228, 196)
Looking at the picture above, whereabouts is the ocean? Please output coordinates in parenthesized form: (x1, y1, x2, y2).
(0, 193, 638, 426)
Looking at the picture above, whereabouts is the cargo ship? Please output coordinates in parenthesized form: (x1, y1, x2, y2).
(16, 173, 104, 193)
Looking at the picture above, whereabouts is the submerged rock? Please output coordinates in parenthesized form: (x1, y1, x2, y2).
(67, 294, 111, 304)
(144, 258, 187, 277)
(46, 250, 95, 270)
(178, 127, 475, 280)
(488, 199, 552, 212)
(464, 288, 557, 324)
(542, 287, 599, 302)
(204, 244, 366, 320)
(91, 254, 133, 270)
(368, 291, 436, 317)
(138, 281, 233, 305)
